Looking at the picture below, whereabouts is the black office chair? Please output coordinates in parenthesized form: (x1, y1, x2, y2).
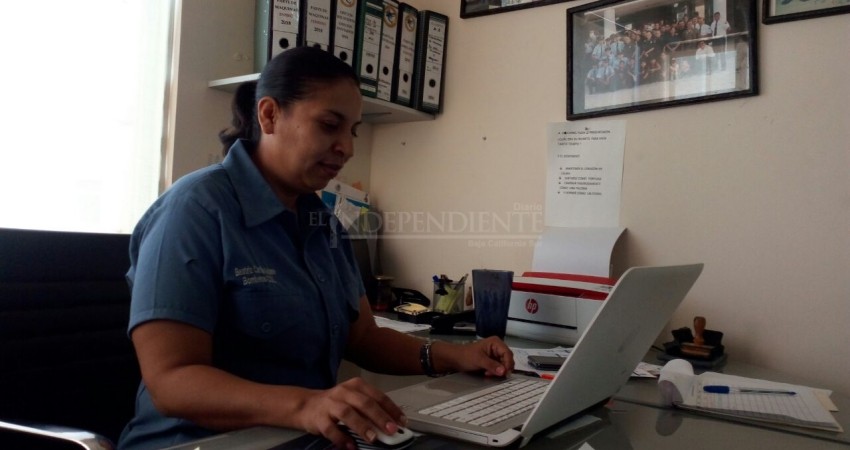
(0, 228, 140, 449)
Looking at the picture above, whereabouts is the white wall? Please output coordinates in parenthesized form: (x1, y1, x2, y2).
(171, 1, 850, 394)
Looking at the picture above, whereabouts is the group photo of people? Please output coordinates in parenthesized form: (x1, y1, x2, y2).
(571, 0, 753, 115)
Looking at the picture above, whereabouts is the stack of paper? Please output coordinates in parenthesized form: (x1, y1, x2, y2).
(658, 359, 842, 432)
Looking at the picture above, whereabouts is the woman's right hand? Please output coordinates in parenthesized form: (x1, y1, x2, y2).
(297, 377, 407, 449)
(133, 321, 405, 449)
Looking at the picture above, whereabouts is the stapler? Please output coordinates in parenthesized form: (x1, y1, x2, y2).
(430, 310, 476, 335)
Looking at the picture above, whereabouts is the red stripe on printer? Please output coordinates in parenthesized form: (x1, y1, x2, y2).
(510, 282, 608, 301)
(511, 272, 615, 301)
(520, 272, 616, 285)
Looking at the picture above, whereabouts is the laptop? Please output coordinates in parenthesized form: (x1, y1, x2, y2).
(387, 263, 704, 448)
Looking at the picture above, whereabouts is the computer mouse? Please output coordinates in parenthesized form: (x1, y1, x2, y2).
(339, 423, 416, 449)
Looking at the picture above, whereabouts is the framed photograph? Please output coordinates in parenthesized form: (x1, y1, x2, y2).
(567, 0, 758, 120)
(763, 0, 850, 24)
(462, 0, 573, 19)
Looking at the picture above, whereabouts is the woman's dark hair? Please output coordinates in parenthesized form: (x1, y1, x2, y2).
(218, 46, 360, 154)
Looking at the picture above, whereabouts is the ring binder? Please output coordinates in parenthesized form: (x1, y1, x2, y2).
(255, 0, 303, 71)
(271, 0, 303, 59)
(391, 2, 418, 106)
(331, 0, 361, 66)
(376, 0, 400, 102)
(302, 0, 333, 51)
(354, 0, 384, 97)
(413, 10, 448, 114)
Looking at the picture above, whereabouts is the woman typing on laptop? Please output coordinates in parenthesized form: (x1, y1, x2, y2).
(118, 47, 514, 450)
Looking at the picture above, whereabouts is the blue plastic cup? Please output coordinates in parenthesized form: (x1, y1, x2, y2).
(472, 269, 514, 339)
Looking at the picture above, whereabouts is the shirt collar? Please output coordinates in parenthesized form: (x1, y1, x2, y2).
(222, 139, 334, 228)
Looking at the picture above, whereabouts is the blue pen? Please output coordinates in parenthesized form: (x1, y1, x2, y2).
(703, 385, 796, 395)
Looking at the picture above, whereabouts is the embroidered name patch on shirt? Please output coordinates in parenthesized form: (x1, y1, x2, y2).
(235, 266, 278, 286)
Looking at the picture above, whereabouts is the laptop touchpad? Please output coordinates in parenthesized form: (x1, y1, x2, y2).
(420, 377, 483, 396)
(387, 373, 505, 408)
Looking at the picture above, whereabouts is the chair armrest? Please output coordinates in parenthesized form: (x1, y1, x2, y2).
(0, 419, 114, 450)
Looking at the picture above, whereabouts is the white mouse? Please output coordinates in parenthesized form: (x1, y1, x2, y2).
(339, 422, 416, 449)
(373, 425, 415, 447)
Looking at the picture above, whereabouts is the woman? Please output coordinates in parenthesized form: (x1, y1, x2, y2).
(118, 47, 514, 450)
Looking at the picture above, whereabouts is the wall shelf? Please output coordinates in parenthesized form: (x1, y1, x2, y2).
(208, 73, 434, 124)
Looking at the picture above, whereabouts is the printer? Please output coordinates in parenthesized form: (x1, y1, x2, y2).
(507, 272, 615, 346)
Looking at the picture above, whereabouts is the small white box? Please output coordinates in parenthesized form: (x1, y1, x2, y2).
(507, 272, 615, 346)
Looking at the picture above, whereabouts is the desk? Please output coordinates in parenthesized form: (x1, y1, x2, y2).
(166, 398, 849, 450)
(166, 333, 849, 450)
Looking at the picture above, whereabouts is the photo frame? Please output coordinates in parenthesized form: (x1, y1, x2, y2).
(461, 0, 573, 19)
(762, 0, 850, 24)
(567, 0, 758, 120)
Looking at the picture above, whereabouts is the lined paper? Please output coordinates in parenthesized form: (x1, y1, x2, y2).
(659, 359, 842, 431)
(693, 380, 837, 425)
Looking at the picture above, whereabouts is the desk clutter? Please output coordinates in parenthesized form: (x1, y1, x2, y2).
(658, 315, 728, 369)
(388, 272, 474, 328)
(392, 285, 477, 335)
(385, 270, 615, 342)
(255, 0, 448, 113)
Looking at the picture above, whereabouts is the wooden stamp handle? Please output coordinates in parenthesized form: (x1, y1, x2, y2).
(693, 316, 706, 346)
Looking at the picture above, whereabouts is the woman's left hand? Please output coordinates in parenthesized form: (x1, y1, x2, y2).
(433, 337, 515, 377)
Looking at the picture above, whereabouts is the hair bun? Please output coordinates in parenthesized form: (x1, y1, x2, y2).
(218, 80, 258, 154)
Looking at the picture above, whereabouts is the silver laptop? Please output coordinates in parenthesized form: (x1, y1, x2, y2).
(387, 263, 704, 448)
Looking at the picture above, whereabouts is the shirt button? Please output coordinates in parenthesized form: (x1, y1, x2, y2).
(261, 322, 272, 333)
(332, 324, 340, 335)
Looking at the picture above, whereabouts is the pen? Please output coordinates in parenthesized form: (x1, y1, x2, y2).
(703, 385, 796, 395)
(456, 273, 468, 286)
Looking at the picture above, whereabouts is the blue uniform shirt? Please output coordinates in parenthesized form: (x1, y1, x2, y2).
(118, 140, 364, 450)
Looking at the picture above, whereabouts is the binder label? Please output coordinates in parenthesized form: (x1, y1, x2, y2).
(395, 8, 417, 104)
(272, 0, 301, 57)
(376, 2, 399, 102)
(422, 17, 447, 110)
(333, 0, 359, 65)
(305, 0, 332, 50)
(359, 7, 382, 92)
(272, 0, 299, 31)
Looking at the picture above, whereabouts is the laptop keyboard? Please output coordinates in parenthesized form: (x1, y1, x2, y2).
(418, 378, 548, 427)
